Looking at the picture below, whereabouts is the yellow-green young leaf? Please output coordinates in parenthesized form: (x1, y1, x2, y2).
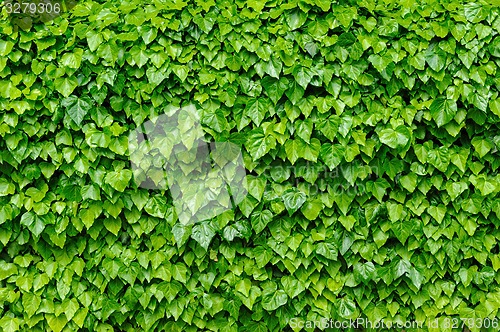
(471, 175, 497, 196)
(104, 169, 132, 192)
(0, 316, 20, 332)
(46, 314, 67, 332)
(284, 139, 303, 164)
(72, 308, 88, 328)
(0, 40, 14, 57)
(63, 298, 80, 321)
(235, 279, 252, 297)
(378, 126, 411, 149)
(0, 81, 22, 99)
(387, 202, 405, 222)
(0, 178, 15, 196)
(338, 215, 356, 231)
(172, 64, 189, 81)
(399, 173, 418, 193)
(301, 199, 323, 221)
(459, 217, 477, 236)
(427, 205, 447, 224)
(59, 48, 84, 69)
(489, 98, 500, 117)
(103, 218, 122, 236)
(471, 137, 494, 158)
(54, 77, 79, 97)
(450, 149, 469, 172)
(22, 293, 41, 318)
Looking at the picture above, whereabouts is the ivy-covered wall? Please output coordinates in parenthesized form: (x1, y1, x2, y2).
(1, 0, 500, 331)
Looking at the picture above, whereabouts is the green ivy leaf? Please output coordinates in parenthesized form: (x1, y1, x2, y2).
(286, 9, 307, 30)
(268, 218, 293, 242)
(338, 215, 356, 231)
(429, 97, 457, 127)
(338, 297, 357, 319)
(246, 129, 276, 160)
(399, 173, 418, 193)
(251, 210, 273, 234)
(245, 98, 271, 126)
(424, 44, 447, 71)
(408, 266, 424, 290)
(317, 116, 340, 141)
(262, 290, 288, 311)
(354, 262, 377, 285)
(105, 169, 132, 192)
(281, 275, 306, 299)
(471, 137, 494, 158)
(46, 314, 67, 332)
(191, 221, 216, 250)
(428, 146, 451, 172)
(0, 178, 15, 196)
(171, 263, 188, 284)
(489, 98, 500, 117)
(292, 65, 313, 89)
(0, 316, 20, 332)
(265, 57, 283, 78)
(284, 139, 303, 165)
(54, 77, 79, 97)
(59, 48, 84, 69)
(282, 189, 306, 215)
(103, 218, 122, 236)
(62, 96, 93, 126)
(320, 144, 345, 170)
(446, 181, 468, 200)
(22, 293, 41, 318)
(301, 199, 323, 221)
(172, 223, 191, 248)
(262, 76, 289, 104)
(378, 126, 411, 149)
(464, 3, 488, 23)
(427, 205, 446, 224)
(285, 81, 305, 105)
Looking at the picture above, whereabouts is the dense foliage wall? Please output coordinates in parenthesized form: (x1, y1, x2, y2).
(1, 0, 500, 331)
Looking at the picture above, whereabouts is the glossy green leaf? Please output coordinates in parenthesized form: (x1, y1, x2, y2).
(62, 96, 93, 126)
(378, 126, 411, 149)
(429, 97, 457, 127)
(282, 189, 306, 215)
